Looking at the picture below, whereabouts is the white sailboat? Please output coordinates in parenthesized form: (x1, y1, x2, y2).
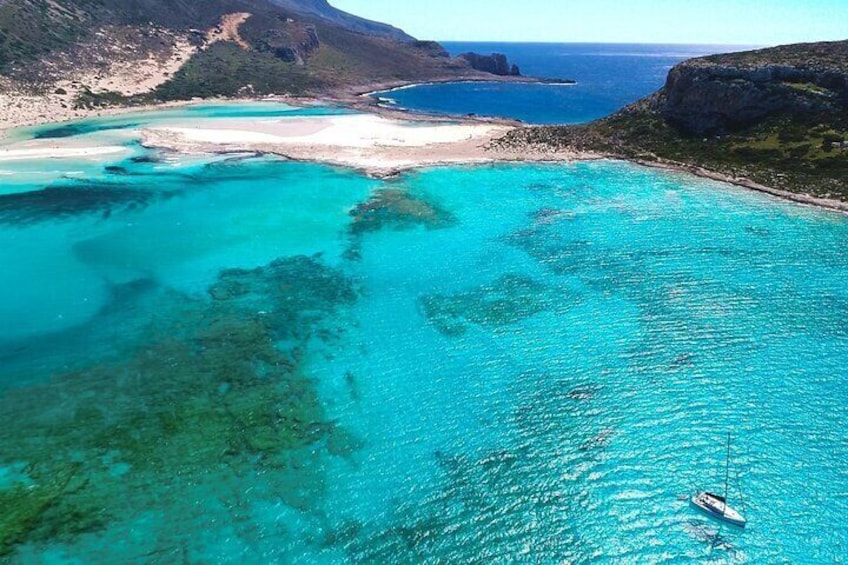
(691, 434, 747, 528)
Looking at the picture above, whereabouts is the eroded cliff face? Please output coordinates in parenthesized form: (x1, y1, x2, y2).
(660, 41, 848, 136)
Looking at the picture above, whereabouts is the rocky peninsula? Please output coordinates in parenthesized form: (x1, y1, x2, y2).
(498, 40, 848, 210)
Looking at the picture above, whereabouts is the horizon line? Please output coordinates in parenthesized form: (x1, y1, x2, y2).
(428, 38, 847, 47)
(433, 40, 766, 47)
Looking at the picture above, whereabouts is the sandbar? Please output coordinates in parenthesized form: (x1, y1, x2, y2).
(141, 113, 591, 176)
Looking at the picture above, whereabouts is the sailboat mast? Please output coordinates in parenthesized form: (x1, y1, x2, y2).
(724, 433, 731, 507)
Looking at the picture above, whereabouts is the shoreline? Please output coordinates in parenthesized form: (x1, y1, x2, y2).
(136, 112, 598, 178)
(0, 98, 216, 140)
(359, 77, 578, 99)
(1, 89, 846, 215)
(0, 73, 528, 137)
(629, 158, 848, 215)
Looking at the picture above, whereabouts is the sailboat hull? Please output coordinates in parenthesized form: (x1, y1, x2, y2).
(691, 492, 747, 527)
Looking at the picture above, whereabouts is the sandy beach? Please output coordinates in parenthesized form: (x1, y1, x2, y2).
(0, 30, 197, 133)
(140, 112, 593, 176)
(0, 93, 844, 214)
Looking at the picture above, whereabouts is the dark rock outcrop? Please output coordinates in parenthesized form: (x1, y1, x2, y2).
(660, 40, 848, 136)
(458, 52, 521, 77)
(255, 20, 320, 64)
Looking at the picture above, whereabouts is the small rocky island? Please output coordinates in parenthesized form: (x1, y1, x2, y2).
(459, 52, 521, 76)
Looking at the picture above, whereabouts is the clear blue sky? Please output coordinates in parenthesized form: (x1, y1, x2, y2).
(332, 0, 848, 45)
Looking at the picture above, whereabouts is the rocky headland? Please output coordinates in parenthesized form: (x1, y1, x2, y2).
(458, 52, 521, 77)
(661, 42, 848, 135)
(497, 40, 848, 208)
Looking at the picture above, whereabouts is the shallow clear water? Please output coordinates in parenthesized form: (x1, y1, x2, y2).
(5, 101, 351, 142)
(1, 116, 848, 563)
(374, 43, 754, 124)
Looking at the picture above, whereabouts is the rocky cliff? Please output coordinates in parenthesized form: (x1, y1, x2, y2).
(458, 52, 520, 77)
(660, 41, 848, 135)
(499, 40, 848, 202)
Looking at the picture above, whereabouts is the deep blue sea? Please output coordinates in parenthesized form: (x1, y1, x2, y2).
(373, 43, 754, 124)
(0, 64, 847, 563)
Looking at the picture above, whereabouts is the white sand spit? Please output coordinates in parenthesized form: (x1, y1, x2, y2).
(142, 113, 525, 175)
(156, 114, 505, 148)
(0, 146, 128, 162)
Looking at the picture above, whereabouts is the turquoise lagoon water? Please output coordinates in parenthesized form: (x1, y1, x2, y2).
(1, 111, 848, 563)
(11, 101, 351, 142)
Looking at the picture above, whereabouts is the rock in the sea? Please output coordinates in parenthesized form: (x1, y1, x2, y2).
(459, 52, 521, 76)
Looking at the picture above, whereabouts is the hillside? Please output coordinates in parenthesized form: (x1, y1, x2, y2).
(0, 0, 494, 128)
(270, 0, 414, 42)
(499, 40, 848, 203)
(0, 0, 257, 72)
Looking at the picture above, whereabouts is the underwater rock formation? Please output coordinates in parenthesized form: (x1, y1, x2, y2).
(420, 274, 551, 336)
(0, 254, 361, 559)
(349, 188, 457, 235)
(345, 187, 458, 260)
(327, 370, 607, 563)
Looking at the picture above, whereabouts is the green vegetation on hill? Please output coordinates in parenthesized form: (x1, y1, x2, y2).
(0, 0, 91, 70)
(499, 41, 848, 202)
(154, 42, 320, 100)
(238, 15, 466, 86)
(697, 41, 848, 72)
(269, 0, 414, 42)
(501, 102, 848, 200)
(0, 0, 258, 72)
(0, 0, 478, 101)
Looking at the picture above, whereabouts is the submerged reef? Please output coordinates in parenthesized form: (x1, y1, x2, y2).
(349, 188, 457, 235)
(420, 274, 551, 336)
(345, 187, 458, 261)
(0, 255, 361, 559)
(329, 371, 607, 563)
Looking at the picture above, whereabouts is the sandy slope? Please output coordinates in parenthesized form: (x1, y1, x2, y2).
(0, 13, 256, 133)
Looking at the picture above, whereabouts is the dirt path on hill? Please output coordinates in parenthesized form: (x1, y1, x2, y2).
(208, 13, 252, 50)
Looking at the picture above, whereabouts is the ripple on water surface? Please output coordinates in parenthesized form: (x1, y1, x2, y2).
(0, 156, 847, 563)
